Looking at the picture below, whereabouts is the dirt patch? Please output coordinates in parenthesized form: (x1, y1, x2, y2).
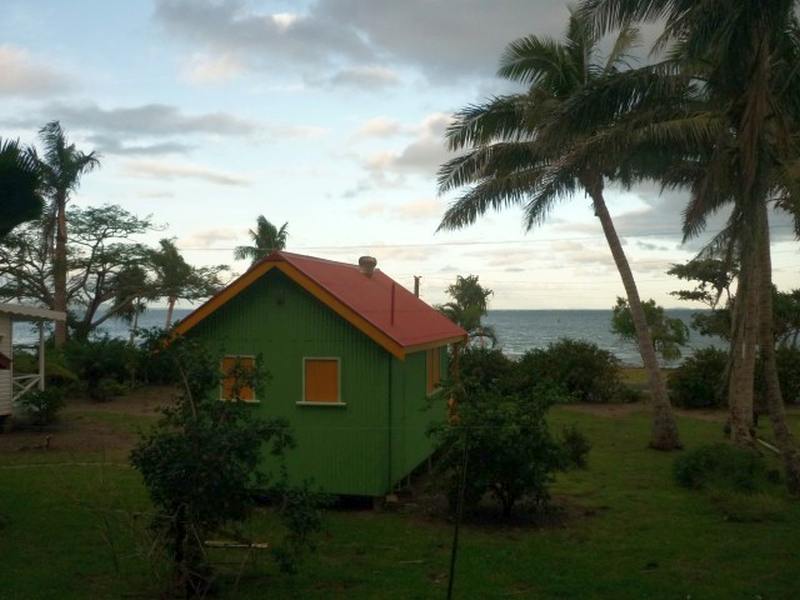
(0, 386, 178, 457)
(62, 385, 178, 417)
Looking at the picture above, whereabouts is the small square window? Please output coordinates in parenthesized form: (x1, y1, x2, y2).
(426, 348, 442, 395)
(220, 355, 257, 402)
(302, 358, 341, 404)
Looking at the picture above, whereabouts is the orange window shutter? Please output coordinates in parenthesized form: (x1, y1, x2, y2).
(305, 359, 339, 403)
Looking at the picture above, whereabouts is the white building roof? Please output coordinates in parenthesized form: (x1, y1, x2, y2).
(0, 303, 66, 321)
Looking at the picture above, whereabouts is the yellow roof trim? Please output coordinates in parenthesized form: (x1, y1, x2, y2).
(172, 260, 408, 359)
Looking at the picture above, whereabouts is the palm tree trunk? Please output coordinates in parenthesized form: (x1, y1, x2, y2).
(129, 308, 140, 346)
(166, 297, 176, 328)
(53, 194, 68, 347)
(586, 177, 681, 450)
(727, 250, 758, 447)
(757, 206, 800, 495)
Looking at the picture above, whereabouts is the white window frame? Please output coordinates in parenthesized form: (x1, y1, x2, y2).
(219, 354, 259, 403)
(298, 356, 345, 407)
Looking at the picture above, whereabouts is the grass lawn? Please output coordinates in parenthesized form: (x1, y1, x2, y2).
(1, 390, 799, 599)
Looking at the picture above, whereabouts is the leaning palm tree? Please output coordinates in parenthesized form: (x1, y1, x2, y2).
(234, 216, 288, 265)
(437, 12, 682, 450)
(0, 138, 44, 239)
(37, 121, 100, 346)
(578, 0, 800, 492)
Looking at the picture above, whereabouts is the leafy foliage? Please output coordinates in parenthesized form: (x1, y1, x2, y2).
(667, 347, 728, 409)
(429, 384, 567, 518)
(518, 338, 624, 403)
(234, 215, 288, 264)
(776, 346, 800, 405)
(559, 425, 592, 469)
(437, 274, 496, 345)
(130, 336, 323, 595)
(611, 297, 689, 361)
(63, 336, 139, 401)
(16, 387, 65, 427)
(0, 138, 43, 238)
(673, 444, 770, 493)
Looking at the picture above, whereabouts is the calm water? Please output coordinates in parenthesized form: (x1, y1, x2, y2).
(14, 308, 724, 366)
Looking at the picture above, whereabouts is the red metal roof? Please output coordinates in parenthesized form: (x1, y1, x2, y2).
(275, 251, 467, 348)
(175, 251, 467, 357)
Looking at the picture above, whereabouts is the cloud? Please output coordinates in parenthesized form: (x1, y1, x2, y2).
(154, 0, 577, 83)
(154, 0, 371, 73)
(357, 198, 444, 223)
(349, 113, 453, 193)
(179, 227, 242, 247)
(182, 53, 245, 84)
(0, 44, 72, 98)
(87, 134, 193, 156)
(324, 65, 400, 89)
(27, 102, 257, 137)
(354, 117, 402, 138)
(123, 160, 250, 186)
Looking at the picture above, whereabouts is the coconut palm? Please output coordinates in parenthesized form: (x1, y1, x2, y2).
(579, 0, 800, 492)
(437, 11, 682, 450)
(37, 121, 100, 346)
(234, 216, 288, 265)
(0, 138, 44, 239)
(437, 275, 497, 346)
(150, 238, 227, 328)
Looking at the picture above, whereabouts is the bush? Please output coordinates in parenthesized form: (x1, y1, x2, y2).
(63, 336, 140, 401)
(430, 384, 567, 518)
(559, 425, 591, 469)
(673, 443, 769, 492)
(130, 335, 323, 596)
(136, 327, 181, 385)
(668, 347, 728, 409)
(16, 387, 65, 427)
(457, 347, 518, 394)
(518, 339, 624, 403)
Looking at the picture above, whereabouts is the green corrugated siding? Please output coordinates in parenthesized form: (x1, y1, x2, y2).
(191, 270, 389, 496)
(389, 347, 447, 487)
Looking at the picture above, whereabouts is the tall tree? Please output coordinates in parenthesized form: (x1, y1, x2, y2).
(150, 238, 227, 328)
(0, 204, 155, 341)
(0, 138, 44, 238)
(437, 12, 682, 449)
(234, 216, 288, 265)
(37, 121, 100, 346)
(437, 275, 497, 345)
(580, 0, 800, 491)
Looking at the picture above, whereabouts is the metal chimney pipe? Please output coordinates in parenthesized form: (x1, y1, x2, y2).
(413, 275, 421, 297)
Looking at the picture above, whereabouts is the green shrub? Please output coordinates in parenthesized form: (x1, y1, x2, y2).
(16, 387, 65, 427)
(429, 384, 567, 518)
(668, 347, 728, 409)
(518, 339, 623, 403)
(457, 346, 518, 394)
(136, 328, 180, 385)
(63, 336, 139, 401)
(130, 335, 323, 595)
(673, 443, 769, 492)
(559, 425, 591, 469)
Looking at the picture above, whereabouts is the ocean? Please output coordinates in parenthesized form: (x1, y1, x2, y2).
(13, 308, 724, 367)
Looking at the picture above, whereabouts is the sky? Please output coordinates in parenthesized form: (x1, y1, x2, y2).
(1, 0, 797, 310)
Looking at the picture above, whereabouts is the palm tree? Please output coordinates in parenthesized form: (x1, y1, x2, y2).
(37, 121, 100, 346)
(150, 238, 227, 328)
(437, 275, 497, 346)
(579, 0, 800, 492)
(234, 216, 288, 265)
(0, 138, 44, 239)
(437, 11, 682, 450)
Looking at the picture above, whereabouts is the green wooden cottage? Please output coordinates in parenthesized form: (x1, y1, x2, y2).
(174, 251, 467, 497)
